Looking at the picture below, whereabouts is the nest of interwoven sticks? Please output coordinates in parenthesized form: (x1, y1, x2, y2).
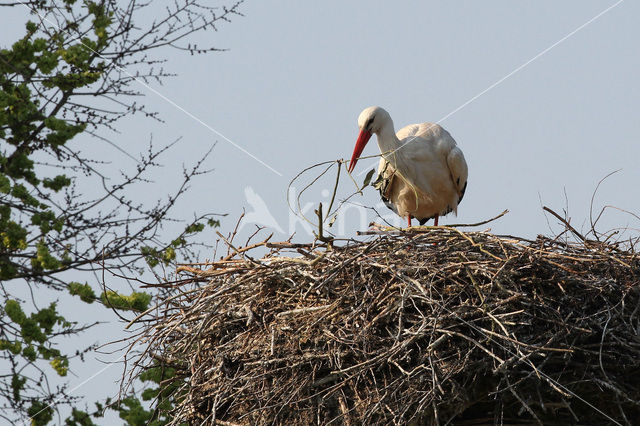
(128, 222, 640, 425)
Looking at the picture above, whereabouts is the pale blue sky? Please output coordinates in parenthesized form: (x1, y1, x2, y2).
(2, 1, 639, 423)
(5, 1, 637, 240)
(148, 0, 639, 241)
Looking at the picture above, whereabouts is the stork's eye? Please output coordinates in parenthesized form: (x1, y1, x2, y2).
(365, 117, 375, 130)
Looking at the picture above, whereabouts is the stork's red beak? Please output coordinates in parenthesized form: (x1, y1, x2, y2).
(348, 129, 372, 173)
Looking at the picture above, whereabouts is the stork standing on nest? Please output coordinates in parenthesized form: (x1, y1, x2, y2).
(348, 106, 468, 227)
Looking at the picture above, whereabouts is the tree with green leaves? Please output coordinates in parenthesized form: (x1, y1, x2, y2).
(0, 0, 241, 423)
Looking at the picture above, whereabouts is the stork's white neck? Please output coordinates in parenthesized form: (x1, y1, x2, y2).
(375, 118, 401, 162)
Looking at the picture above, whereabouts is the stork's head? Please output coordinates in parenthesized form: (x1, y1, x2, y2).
(348, 106, 391, 173)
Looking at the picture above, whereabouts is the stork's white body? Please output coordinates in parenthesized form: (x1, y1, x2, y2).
(349, 106, 468, 226)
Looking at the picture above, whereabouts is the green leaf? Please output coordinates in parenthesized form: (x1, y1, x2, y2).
(32, 303, 62, 334)
(42, 175, 71, 192)
(68, 282, 96, 303)
(0, 339, 22, 355)
(11, 374, 26, 402)
(115, 396, 152, 426)
(0, 220, 28, 252)
(23, 345, 37, 362)
(141, 246, 160, 267)
(184, 222, 204, 234)
(25, 21, 37, 34)
(5, 299, 27, 324)
(50, 356, 69, 376)
(65, 408, 97, 426)
(0, 174, 10, 193)
(162, 247, 175, 263)
(20, 318, 47, 344)
(31, 211, 59, 234)
(32, 240, 61, 270)
(100, 291, 151, 312)
(362, 168, 376, 188)
(28, 399, 53, 426)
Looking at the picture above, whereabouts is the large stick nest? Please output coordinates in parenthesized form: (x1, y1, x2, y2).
(131, 227, 640, 425)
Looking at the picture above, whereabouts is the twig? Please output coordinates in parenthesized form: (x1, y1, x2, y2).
(314, 202, 334, 248)
(543, 206, 586, 242)
(444, 209, 510, 227)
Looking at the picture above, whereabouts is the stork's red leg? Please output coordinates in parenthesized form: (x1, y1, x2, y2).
(407, 216, 412, 228)
(434, 215, 439, 226)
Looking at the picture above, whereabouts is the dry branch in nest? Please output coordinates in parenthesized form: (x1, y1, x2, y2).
(128, 225, 640, 425)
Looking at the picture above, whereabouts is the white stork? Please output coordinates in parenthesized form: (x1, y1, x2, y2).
(348, 106, 468, 227)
